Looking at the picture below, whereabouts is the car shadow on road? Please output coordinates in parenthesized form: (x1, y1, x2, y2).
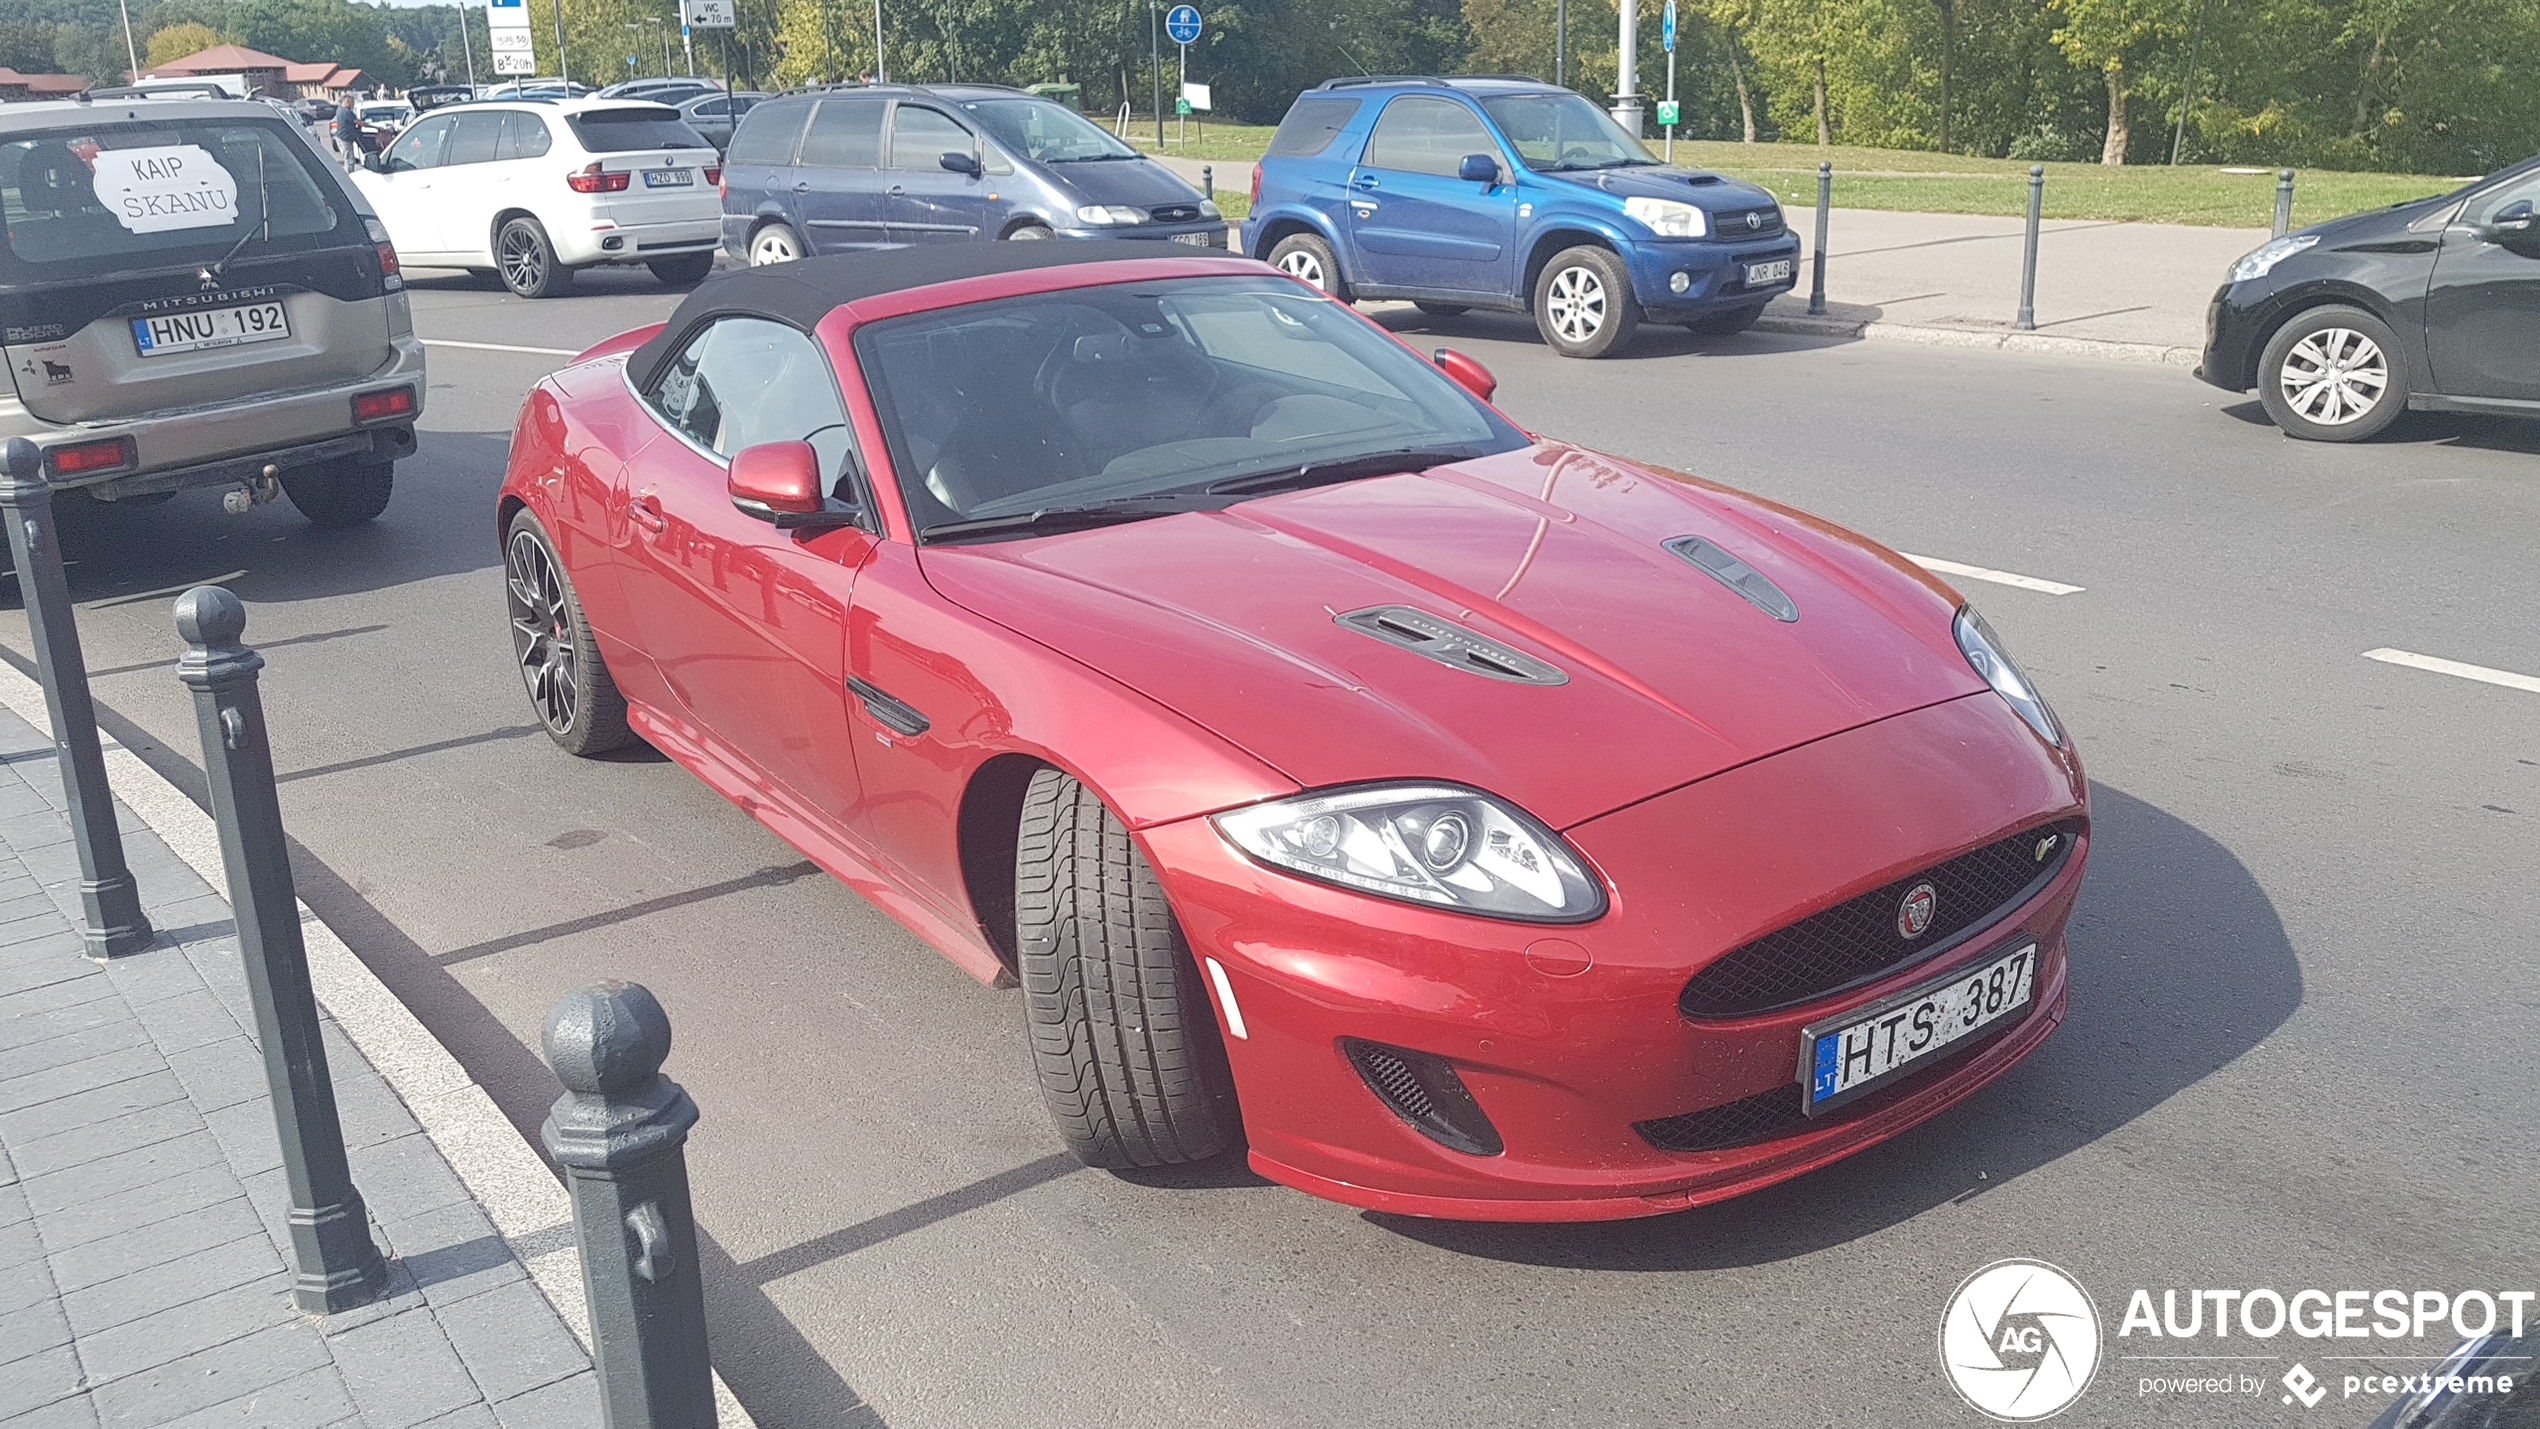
(1367, 304, 1859, 361)
(1368, 782, 2303, 1269)
(2216, 398, 2540, 453)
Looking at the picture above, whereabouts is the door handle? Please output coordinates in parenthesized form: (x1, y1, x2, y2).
(888, 185, 906, 197)
(1353, 175, 1380, 191)
(792, 180, 809, 193)
(629, 494, 666, 534)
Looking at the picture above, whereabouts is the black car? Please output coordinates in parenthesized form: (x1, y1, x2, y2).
(2199, 154, 2540, 441)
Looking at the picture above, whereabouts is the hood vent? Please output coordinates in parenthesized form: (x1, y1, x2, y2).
(1665, 536, 1799, 622)
(1337, 606, 1568, 686)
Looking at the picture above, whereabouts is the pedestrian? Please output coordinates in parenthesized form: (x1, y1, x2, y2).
(333, 101, 361, 171)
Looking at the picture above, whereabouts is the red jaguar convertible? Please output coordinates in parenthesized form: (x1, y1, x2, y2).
(499, 244, 2089, 1222)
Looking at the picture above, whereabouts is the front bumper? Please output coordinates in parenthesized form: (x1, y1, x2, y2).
(1145, 690, 2088, 1221)
(1625, 233, 1803, 317)
(2198, 281, 2269, 392)
(1049, 221, 1229, 247)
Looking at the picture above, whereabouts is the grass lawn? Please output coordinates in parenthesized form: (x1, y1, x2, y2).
(1125, 122, 2472, 230)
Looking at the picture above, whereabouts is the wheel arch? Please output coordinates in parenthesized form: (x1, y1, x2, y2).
(1521, 226, 1626, 312)
(1252, 208, 1343, 263)
(995, 214, 1056, 239)
(487, 206, 540, 261)
(956, 752, 1051, 975)
(2237, 281, 2407, 391)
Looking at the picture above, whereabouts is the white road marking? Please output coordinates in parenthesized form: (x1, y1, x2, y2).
(1902, 553, 2086, 596)
(421, 339, 580, 357)
(2363, 648, 2540, 695)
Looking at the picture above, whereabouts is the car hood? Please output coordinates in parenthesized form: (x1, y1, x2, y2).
(1044, 156, 1207, 209)
(1540, 165, 1779, 214)
(918, 445, 1987, 829)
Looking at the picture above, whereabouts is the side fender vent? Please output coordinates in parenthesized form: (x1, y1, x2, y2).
(1336, 606, 1567, 686)
(1665, 535, 1799, 623)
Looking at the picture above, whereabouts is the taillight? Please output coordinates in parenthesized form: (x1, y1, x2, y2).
(352, 386, 417, 424)
(45, 437, 135, 477)
(1250, 163, 1262, 206)
(567, 162, 630, 194)
(365, 218, 402, 291)
(704, 165, 721, 187)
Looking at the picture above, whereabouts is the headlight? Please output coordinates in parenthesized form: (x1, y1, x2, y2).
(1213, 783, 1607, 923)
(1954, 607, 2064, 748)
(1623, 196, 1708, 238)
(1198, 198, 1221, 220)
(1075, 204, 1146, 226)
(2229, 233, 2317, 282)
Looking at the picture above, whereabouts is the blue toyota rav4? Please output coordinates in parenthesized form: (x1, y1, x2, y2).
(1242, 77, 1800, 356)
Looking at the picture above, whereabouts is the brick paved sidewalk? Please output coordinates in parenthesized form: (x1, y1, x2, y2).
(0, 702, 597, 1428)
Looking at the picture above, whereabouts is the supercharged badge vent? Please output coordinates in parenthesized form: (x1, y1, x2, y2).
(1337, 606, 1567, 685)
(1664, 536, 1799, 622)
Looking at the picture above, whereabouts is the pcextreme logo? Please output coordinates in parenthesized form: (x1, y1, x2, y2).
(1941, 1259, 2104, 1421)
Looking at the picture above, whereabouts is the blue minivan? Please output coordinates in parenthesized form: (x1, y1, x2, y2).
(1242, 77, 1801, 356)
(720, 83, 1225, 263)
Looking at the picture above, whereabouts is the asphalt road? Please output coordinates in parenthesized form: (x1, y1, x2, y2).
(10, 261, 2537, 1429)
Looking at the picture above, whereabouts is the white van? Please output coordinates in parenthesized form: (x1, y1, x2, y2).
(354, 97, 720, 297)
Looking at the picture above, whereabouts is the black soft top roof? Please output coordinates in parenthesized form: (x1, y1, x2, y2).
(625, 242, 1232, 390)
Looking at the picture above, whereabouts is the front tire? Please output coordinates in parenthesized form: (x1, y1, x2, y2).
(647, 252, 714, 286)
(504, 510, 632, 756)
(1002, 222, 1053, 240)
(1017, 768, 1237, 1169)
(748, 222, 804, 266)
(1533, 245, 1639, 357)
(497, 217, 573, 298)
(1267, 232, 1348, 301)
(281, 459, 393, 528)
(2256, 304, 2407, 442)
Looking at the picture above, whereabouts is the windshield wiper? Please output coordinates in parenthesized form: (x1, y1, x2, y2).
(204, 143, 271, 286)
(921, 492, 1221, 542)
(1205, 446, 1477, 498)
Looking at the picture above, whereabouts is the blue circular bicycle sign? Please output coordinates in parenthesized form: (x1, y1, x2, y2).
(1165, 5, 1202, 44)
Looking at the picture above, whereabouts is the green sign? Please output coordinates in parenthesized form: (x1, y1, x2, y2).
(1655, 100, 1681, 127)
(1174, 97, 1193, 116)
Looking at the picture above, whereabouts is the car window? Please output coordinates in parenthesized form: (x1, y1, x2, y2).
(1267, 98, 1362, 157)
(692, 98, 730, 118)
(798, 98, 884, 168)
(954, 97, 1137, 162)
(726, 99, 810, 165)
(496, 111, 552, 161)
(853, 276, 1524, 534)
(447, 112, 503, 166)
(648, 317, 858, 492)
(2465, 170, 2540, 225)
(388, 114, 455, 170)
(889, 106, 972, 171)
(1479, 92, 1655, 172)
(565, 108, 711, 152)
(1361, 97, 1498, 179)
(0, 117, 357, 280)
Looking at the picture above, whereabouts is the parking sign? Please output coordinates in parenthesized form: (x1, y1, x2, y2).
(1165, 5, 1202, 44)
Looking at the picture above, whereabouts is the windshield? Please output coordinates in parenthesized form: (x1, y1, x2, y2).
(566, 108, 712, 152)
(955, 98, 1139, 162)
(856, 276, 1526, 539)
(1480, 92, 1657, 171)
(0, 118, 355, 282)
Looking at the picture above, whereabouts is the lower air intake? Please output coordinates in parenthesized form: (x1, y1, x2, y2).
(1343, 1039, 1504, 1156)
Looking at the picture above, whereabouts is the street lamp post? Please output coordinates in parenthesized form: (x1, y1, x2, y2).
(1149, 0, 1163, 147)
(551, 0, 570, 84)
(1611, 0, 1643, 135)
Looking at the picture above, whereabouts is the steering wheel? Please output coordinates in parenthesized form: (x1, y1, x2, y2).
(1556, 143, 1602, 166)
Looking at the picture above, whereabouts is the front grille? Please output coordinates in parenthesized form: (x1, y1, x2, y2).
(1720, 206, 1785, 238)
(1678, 820, 2080, 1019)
(1147, 204, 1202, 224)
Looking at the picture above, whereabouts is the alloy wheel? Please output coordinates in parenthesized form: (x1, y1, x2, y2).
(506, 530, 579, 735)
(1545, 265, 1607, 344)
(751, 228, 801, 265)
(1277, 250, 1324, 287)
(2278, 327, 2389, 426)
(500, 227, 547, 293)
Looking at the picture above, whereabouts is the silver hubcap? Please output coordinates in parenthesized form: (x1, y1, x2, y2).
(1545, 265, 1607, 344)
(1277, 249, 1325, 288)
(507, 530, 579, 735)
(500, 227, 546, 291)
(2280, 327, 2389, 426)
(751, 229, 799, 265)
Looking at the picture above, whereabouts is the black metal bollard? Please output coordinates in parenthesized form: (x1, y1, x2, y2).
(2273, 169, 2295, 237)
(2016, 165, 2044, 331)
(1808, 161, 1832, 316)
(0, 438, 151, 959)
(542, 981, 716, 1429)
(1201, 163, 1212, 200)
(173, 586, 386, 1312)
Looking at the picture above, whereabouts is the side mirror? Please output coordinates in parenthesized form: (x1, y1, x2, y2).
(2484, 199, 2537, 245)
(939, 150, 982, 177)
(364, 152, 388, 174)
(730, 441, 862, 531)
(1433, 347, 1497, 403)
(1458, 153, 1501, 186)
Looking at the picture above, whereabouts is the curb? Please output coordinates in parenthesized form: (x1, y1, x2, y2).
(1754, 309, 2203, 366)
(0, 654, 756, 1428)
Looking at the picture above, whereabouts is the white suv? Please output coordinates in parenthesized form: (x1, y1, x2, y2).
(354, 97, 720, 297)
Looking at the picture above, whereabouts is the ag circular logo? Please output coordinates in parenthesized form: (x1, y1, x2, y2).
(1940, 1259, 2102, 1421)
(1897, 882, 1938, 939)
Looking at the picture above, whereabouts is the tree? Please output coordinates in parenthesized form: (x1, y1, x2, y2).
(145, 20, 222, 66)
(2048, 0, 2184, 161)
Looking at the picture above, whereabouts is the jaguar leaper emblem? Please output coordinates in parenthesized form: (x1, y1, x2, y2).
(1897, 882, 1938, 939)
